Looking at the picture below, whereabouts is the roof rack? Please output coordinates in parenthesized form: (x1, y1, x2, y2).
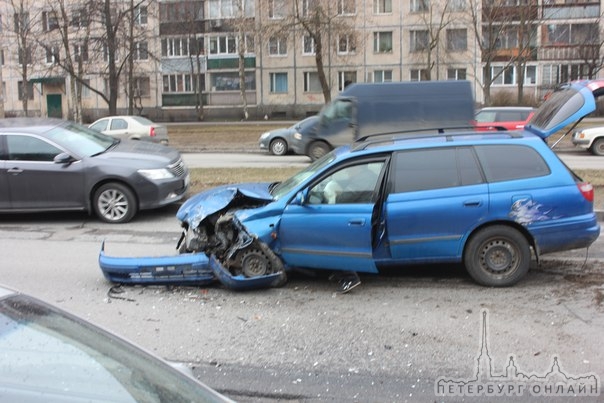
(352, 126, 524, 151)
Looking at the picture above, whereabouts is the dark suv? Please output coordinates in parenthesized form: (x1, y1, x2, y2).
(101, 80, 601, 289)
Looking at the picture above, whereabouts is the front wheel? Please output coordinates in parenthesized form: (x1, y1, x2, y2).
(464, 226, 530, 287)
(589, 138, 604, 156)
(269, 138, 288, 156)
(93, 182, 137, 223)
(307, 141, 331, 161)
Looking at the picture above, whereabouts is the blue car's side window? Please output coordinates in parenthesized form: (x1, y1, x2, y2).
(308, 162, 384, 204)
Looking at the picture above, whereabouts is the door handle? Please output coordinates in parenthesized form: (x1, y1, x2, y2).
(7, 168, 23, 175)
(463, 200, 482, 207)
(348, 218, 366, 226)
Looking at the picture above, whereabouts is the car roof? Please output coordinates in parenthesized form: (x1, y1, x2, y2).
(477, 106, 535, 111)
(0, 117, 67, 134)
(351, 130, 533, 153)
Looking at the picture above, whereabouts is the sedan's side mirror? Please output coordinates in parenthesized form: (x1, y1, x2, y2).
(54, 152, 75, 164)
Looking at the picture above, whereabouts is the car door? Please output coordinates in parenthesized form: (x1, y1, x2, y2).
(106, 118, 129, 140)
(5, 134, 86, 209)
(0, 136, 9, 209)
(278, 159, 387, 273)
(384, 147, 488, 263)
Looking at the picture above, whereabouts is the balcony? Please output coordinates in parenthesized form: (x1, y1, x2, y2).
(542, 3, 600, 20)
(538, 44, 599, 61)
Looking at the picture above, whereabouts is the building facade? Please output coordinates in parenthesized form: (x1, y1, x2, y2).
(0, 0, 601, 122)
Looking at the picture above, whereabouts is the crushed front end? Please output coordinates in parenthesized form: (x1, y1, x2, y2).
(99, 184, 287, 290)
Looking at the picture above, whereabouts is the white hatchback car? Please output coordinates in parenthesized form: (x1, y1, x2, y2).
(89, 115, 169, 145)
(572, 126, 604, 155)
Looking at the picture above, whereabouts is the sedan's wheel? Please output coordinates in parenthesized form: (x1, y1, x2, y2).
(93, 183, 137, 223)
(590, 138, 604, 156)
(239, 248, 270, 277)
(269, 138, 288, 156)
(308, 141, 331, 161)
(464, 226, 530, 287)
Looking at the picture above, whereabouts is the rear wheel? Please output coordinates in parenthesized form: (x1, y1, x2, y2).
(308, 141, 331, 161)
(269, 138, 288, 156)
(589, 138, 604, 156)
(464, 226, 530, 287)
(93, 183, 137, 223)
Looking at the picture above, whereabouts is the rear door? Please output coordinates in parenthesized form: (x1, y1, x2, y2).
(385, 147, 488, 262)
(278, 159, 387, 273)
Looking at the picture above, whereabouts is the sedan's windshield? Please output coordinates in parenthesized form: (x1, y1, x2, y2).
(46, 122, 117, 157)
(271, 151, 337, 200)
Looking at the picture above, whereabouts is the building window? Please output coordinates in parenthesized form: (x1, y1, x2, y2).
(133, 42, 148, 60)
(162, 37, 190, 57)
(410, 30, 429, 52)
(337, 0, 355, 15)
(302, 0, 316, 17)
(303, 35, 316, 55)
(133, 77, 150, 97)
(488, 65, 538, 86)
(134, 6, 148, 25)
(542, 63, 590, 85)
(338, 34, 356, 54)
(18, 81, 34, 100)
(17, 47, 32, 65)
(70, 9, 88, 28)
(13, 12, 29, 32)
(80, 79, 91, 98)
(209, 36, 237, 55)
(446, 29, 467, 51)
(544, 23, 598, 46)
(374, 0, 392, 14)
(42, 11, 58, 32)
(208, 0, 254, 18)
(74, 44, 88, 62)
(45, 46, 60, 64)
(269, 72, 288, 93)
(160, 1, 204, 22)
(450, 0, 465, 11)
(304, 72, 321, 92)
(268, 36, 287, 56)
(447, 68, 466, 80)
(269, 0, 287, 19)
(410, 69, 429, 81)
(163, 73, 196, 93)
(410, 0, 428, 12)
(338, 71, 356, 91)
(211, 72, 256, 91)
(374, 70, 392, 82)
(373, 32, 393, 53)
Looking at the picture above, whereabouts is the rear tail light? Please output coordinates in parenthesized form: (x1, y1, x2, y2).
(150, 127, 156, 137)
(577, 182, 594, 202)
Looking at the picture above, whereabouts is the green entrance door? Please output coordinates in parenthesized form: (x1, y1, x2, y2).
(47, 94, 62, 118)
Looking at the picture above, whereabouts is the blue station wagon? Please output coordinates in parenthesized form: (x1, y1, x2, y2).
(100, 80, 601, 289)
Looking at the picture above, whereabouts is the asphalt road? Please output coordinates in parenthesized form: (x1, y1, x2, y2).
(1, 203, 603, 402)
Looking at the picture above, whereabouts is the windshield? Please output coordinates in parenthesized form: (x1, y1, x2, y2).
(46, 122, 117, 157)
(271, 151, 337, 200)
(0, 294, 225, 402)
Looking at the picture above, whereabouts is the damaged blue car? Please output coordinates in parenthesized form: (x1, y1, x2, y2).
(100, 80, 602, 290)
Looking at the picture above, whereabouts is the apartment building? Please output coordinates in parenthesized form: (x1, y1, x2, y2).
(0, 0, 601, 121)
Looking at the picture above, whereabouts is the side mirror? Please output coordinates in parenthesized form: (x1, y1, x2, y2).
(54, 152, 75, 164)
(292, 189, 308, 206)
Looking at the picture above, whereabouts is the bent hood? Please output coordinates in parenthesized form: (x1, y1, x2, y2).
(526, 80, 604, 139)
(177, 182, 273, 228)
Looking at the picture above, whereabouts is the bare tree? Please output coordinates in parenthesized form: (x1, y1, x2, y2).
(6, 0, 42, 115)
(411, 0, 455, 81)
(277, 0, 358, 103)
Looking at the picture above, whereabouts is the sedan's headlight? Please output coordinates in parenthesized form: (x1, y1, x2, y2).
(259, 132, 270, 140)
(138, 168, 175, 181)
(293, 132, 302, 140)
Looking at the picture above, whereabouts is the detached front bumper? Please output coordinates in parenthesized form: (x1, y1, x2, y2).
(99, 242, 285, 290)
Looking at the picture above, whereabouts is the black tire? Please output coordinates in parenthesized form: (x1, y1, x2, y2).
(93, 182, 137, 223)
(589, 138, 604, 156)
(269, 138, 288, 156)
(464, 226, 530, 287)
(308, 141, 331, 161)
